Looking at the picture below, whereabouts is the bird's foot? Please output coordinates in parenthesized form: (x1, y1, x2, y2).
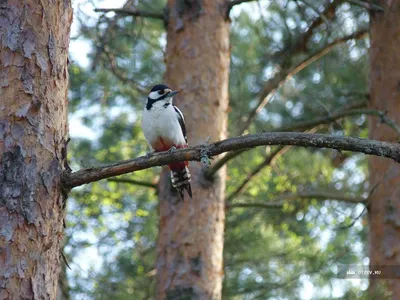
(202, 135, 212, 146)
(199, 136, 212, 167)
(167, 146, 177, 154)
(200, 149, 212, 167)
(145, 151, 154, 158)
(201, 156, 212, 167)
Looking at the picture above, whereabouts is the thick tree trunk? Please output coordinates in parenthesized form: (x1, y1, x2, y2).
(0, 0, 72, 299)
(156, 1, 230, 299)
(368, 1, 400, 298)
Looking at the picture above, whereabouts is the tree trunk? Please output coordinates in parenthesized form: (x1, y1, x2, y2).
(368, 1, 400, 298)
(57, 263, 70, 300)
(156, 1, 230, 299)
(0, 0, 72, 299)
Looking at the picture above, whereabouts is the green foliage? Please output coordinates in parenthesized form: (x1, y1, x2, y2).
(67, 0, 373, 299)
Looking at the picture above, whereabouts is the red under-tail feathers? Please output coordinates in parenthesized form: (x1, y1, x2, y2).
(151, 137, 192, 200)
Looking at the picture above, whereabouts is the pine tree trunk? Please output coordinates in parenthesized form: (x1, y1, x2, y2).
(368, 1, 400, 298)
(156, 1, 230, 299)
(0, 0, 72, 298)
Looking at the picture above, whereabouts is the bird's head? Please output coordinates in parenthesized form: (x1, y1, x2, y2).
(148, 84, 179, 102)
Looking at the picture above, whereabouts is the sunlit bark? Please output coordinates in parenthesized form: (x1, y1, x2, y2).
(156, 0, 230, 299)
(368, 1, 400, 298)
(0, 0, 72, 298)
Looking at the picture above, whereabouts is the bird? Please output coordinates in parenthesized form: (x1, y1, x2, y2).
(141, 84, 192, 200)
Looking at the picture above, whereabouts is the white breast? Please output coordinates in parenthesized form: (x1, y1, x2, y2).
(141, 101, 186, 150)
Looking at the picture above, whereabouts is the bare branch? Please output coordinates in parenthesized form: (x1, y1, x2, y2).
(346, 0, 384, 12)
(205, 101, 389, 178)
(299, 0, 332, 28)
(204, 148, 247, 179)
(90, 0, 135, 71)
(102, 45, 147, 94)
(238, 28, 368, 134)
(90, 2, 165, 73)
(227, 202, 285, 209)
(336, 205, 367, 230)
(234, 0, 340, 133)
(226, 0, 257, 16)
(224, 108, 398, 202)
(286, 0, 340, 55)
(277, 108, 400, 135)
(226, 146, 287, 202)
(63, 132, 400, 189)
(227, 191, 367, 210)
(108, 177, 158, 189)
(94, 8, 165, 20)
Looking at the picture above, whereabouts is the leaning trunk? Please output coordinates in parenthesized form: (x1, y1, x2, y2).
(368, 1, 400, 298)
(0, 0, 72, 298)
(156, 0, 230, 299)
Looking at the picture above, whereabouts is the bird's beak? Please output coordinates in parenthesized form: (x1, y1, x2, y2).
(167, 90, 179, 98)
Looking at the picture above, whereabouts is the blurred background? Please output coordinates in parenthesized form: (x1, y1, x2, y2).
(65, 0, 374, 299)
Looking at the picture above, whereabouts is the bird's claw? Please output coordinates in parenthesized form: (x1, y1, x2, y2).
(204, 135, 212, 144)
(200, 154, 212, 167)
(167, 146, 177, 154)
(200, 135, 212, 146)
(145, 151, 154, 158)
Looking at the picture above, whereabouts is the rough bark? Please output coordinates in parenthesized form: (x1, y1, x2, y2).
(0, 0, 72, 299)
(368, 1, 400, 298)
(156, 1, 230, 299)
(64, 132, 400, 188)
(57, 262, 70, 300)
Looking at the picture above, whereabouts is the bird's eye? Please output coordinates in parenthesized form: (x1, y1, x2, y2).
(158, 90, 165, 95)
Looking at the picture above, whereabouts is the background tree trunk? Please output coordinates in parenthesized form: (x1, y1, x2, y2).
(0, 0, 72, 298)
(368, 1, 400, 298)
(156, 0, 230, 299)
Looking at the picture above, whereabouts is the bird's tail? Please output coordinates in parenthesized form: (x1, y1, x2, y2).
(169, 164, 192, 200)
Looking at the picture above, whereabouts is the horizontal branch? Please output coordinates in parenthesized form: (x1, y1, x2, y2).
(108, 178, 157, 189)
(226, 191, 367, 209)
(63, 132, 400, 188)
(205, 100, 369, 178)
(94, 8, 165, 20)
(225, 107, 397, 202)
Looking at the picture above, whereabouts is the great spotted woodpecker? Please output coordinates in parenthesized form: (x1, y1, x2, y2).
(141, 84, 192, 200)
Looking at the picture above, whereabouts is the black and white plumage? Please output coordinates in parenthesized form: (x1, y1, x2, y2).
(141, 84, 192, 200)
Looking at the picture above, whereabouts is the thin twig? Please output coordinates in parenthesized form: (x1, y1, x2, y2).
(204, 149, 247, 179)
(63, 132, 400, 188)
(108, 178, 158, 189)
(347, 0, 384, 12)
(94, 8, 165, 20)
(300, 0, 331, 26)
(276, 108, 400, 135)
(102, 46, 147, 94)
(236, 0, 340, 134)
(226, 0, 258, 17)
(227, 191, 367, 210)
(91, 0, 135, 71)
(287, 0, 340, 54)
(226, 146, 287, 201)
(227, 202, 285, 209)
(239, 28, 368, 135)
(336, 205, 367, 230)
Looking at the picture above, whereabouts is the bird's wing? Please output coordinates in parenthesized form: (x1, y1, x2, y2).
(173, 106, 188, 144)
